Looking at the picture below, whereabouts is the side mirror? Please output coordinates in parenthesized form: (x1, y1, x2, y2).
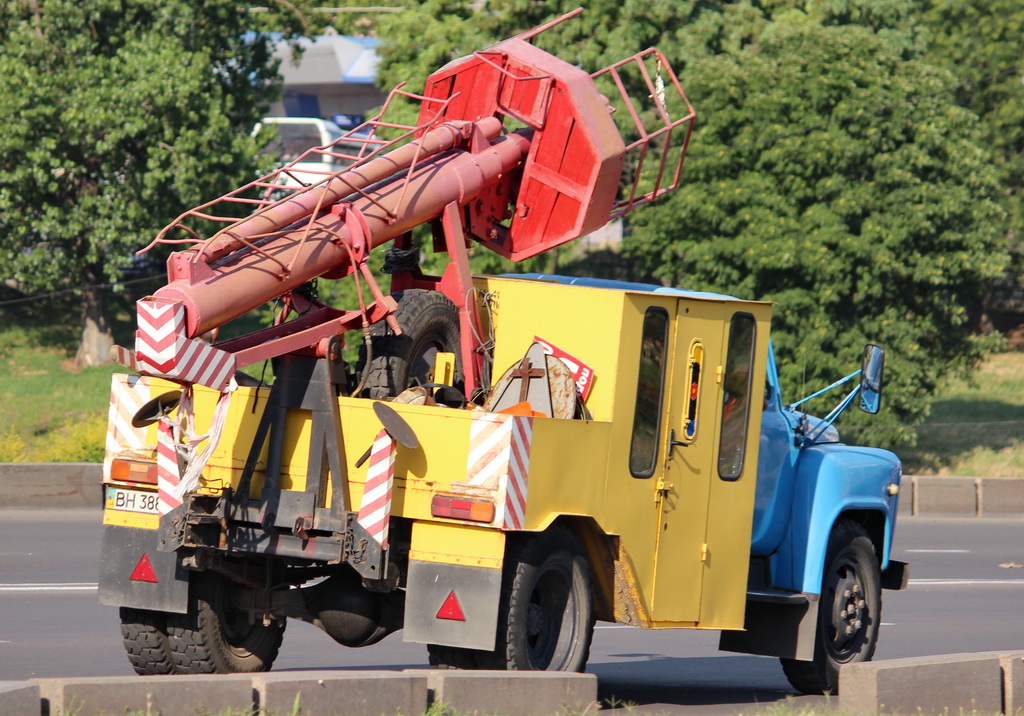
(859, 344, 884, 414)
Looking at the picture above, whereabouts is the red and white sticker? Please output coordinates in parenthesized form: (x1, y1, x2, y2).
(358, 428, 396, 549)
(465, 412, 532, 530)
(532, 336, 595, 400)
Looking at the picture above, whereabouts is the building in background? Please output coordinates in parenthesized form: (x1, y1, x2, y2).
(268, 29, 387, 128)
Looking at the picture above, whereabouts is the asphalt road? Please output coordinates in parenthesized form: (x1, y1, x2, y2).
(2, 510, 1023, 715)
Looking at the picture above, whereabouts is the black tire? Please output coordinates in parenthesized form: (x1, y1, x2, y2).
(781, 518, 882, 694)
(119, 607, 176, 675)
(427, 527, 594, 672)
(499, 527, 594, 671)
(166, 574, 285, 674)
(428, 528, 598, 671)
(358, 289, 462, 399)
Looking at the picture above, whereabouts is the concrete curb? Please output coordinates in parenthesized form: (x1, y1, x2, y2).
(6, 671, 597, 716)
(7, 657, 1024, 715)
(840, 651, 1024, 715)
(3, 464, 1024, 516)
(0, 682, 38, 716)
(0, 463, 102, 508)
(900, 475, 1024, 517)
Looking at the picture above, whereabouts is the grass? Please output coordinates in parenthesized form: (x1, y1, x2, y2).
(0, 318, 121, 462)
(900, 351, 1024, 477)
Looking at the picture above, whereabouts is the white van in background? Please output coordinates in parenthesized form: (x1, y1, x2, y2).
(255, 117, 364, 188)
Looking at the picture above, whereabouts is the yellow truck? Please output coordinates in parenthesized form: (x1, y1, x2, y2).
(100, 274, 903, 693)
(98, 13, 905, 695)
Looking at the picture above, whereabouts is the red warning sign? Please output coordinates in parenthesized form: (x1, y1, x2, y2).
(533, 336, 595, 400)
(129, 554, 159, 583)
(436, 590, 466, 621)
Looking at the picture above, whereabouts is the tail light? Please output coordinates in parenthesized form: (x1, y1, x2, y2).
(109, 458, 158, 485)
(430, 495, 495, 523)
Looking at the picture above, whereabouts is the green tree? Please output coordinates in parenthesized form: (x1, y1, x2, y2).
(915, 0, 1024, 312)
(369, 3, 1007, 435)
(0, 1, 302, 366)
(628, 21, 1006, 432)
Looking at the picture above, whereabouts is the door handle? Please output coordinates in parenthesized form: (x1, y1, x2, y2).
(668, 428, 687, 451)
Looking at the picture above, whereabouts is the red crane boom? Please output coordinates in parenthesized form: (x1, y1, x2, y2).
(125, 10, 695, 401)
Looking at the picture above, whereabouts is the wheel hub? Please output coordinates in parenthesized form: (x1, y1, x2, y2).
(829, 567, 865, 654)
(526, 602, 545, 641)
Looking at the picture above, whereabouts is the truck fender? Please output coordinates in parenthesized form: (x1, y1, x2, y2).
(772, 444, 902, 595)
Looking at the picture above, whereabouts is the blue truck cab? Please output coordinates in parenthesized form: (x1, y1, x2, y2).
(722, 340, 907, 693)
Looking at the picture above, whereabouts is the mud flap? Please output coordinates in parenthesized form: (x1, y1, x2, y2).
(98, 524, 190, 614)
(403, 560, 502, 651)
(718, 593, 818, 661)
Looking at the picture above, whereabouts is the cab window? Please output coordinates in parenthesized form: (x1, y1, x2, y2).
(683, 339, 704, 442)
(630, 308, 669, 478)
(718, 313, 756, 480)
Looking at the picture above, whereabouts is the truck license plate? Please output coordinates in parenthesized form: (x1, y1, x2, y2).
(106, 487, 159, 514)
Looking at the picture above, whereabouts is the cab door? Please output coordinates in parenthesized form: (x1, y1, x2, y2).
(648, 301, 766, 626)
(647, 300, 728, 624)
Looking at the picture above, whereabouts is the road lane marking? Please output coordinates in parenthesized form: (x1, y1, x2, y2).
(0, 583, 98, 592)
(910, 578, 1024, 586)
(905, 549, 969, 553)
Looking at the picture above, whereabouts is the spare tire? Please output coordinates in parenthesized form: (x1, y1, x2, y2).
(357, 289, 462, 399)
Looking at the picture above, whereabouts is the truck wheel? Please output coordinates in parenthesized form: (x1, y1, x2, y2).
(119, 607, 176, 675)
(781, 518, 881, 694)
(166, 574, 285, 673)
(427, 527, 594, 672)
(498, 526, 594, 671)
(358, 289, 461, 398)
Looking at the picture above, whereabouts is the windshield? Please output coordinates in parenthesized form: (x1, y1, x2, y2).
(262, 123, 325, 163)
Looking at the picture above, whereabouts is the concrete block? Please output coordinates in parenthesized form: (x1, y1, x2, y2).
(840, 653, 1002, 716)
(33, 674, 252, 716)
(913, 476, 977, 516)
(897, 476, 914, 517)
(0, 463, 102, 508)
(980, 478, 1024, 516)
(424, 670, 599, 716)
(1001, 652, 1024, 716)
(253, 671, 428, 716)
(0, 681, 39, 716)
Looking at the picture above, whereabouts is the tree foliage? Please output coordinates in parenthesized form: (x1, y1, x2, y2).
(368, 1, 1009, 438)
(628, 20, 1005, 430)
(916, 0, 1024, 293)
(0, 1, 297, 366)
(918, 1, 1024, 208)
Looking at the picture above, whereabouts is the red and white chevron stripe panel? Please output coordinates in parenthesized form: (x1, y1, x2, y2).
(103, 374, 153, 479)
(156, 420, 182, 515)
(466, 413, 532, 530)
(135, 297, 236, 390)
(357, 429, 396, 549)
(110, 344, 138, 371)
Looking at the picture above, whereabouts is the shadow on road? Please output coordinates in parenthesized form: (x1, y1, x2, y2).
(591, 655, 802, 710)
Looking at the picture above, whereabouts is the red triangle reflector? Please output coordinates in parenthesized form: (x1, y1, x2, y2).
(436, 590, 466, 621)
(129, 554, 159, 583)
